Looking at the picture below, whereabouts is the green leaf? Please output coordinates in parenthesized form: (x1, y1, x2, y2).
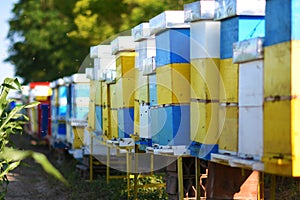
(24, 101, 40, 108)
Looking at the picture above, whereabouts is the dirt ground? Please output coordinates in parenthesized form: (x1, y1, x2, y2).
(6, 134, 70, 200)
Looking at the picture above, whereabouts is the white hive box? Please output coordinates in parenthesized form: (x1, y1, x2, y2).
(233, 37, 264, 64)
(149, 10, 189, 35)
(190, 21, 220, 59)
(143, 57, 156, 75)
(238, 106, 263, 160)
(239, 60, 263, 107)
(85, 68, 94, 80)
(184, 0, 215, 22)
(111, 36, 135, 55)
(214, 0, 266, 20)
(90, 45, 113, 58)
(135, 39, 156, 70)
(71, 73, 90, 83)
(140, 104, 151, 139)
(132, 22, 153, 42)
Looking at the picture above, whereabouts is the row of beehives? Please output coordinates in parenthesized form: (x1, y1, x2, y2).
(43, 0, 300, 177)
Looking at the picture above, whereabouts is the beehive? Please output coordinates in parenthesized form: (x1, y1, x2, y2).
(191, 58, 220, 100)
(263, 98, 300, 177)
(95, 81, 102, 106)
(219, 58, 239, 103)
(190, 100, 219, 145)
(156, 63, 190, 105)
(151, 105, 190, 146)
(88, 80, 96, 130)
(190, 21, 220, 59)
(265, 0, 300, 46)
(135, 69, 149, 103)
(133, 101, 140, 136)
(101, 83, 110, 107)
(135, 39, 156, 70)
(155, 28, 190, 67)
(110, 108, 118, 139)
(149, 74, 157, 107)
(218, 104, 238, 154)
(140, 103, 151, 139)
(184, 1, 215, 22)
(95, 106, 102, 134)
(264, 41, 300, 98)
(102, 105, 110, 138)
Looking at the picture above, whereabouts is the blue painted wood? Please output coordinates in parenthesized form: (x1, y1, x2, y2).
(151, 105, 190, 146)
(265, 0, 300, 46)
(220, 16, 265, 59)
(95, 106, 102, 134)
(155, 28, 190, 67)
(41, 104, 49, 137)
(118, 107, 134, 138)
(189, 141, 218, 160)
(149, 74, 157, 107)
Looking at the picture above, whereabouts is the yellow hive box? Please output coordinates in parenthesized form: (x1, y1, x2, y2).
(116, 77, 135, 108)
(264, 41, 300, 98)
(263, 99, 300, 177)
(135, 70, 149, 103)
(218, 104, 238, 154)
(109, 84, 118, 109)
(102, 106, 110, 138)
(156, 64, 190, 105)
(116, 52, 136, 79)
(191, 58, 220, 100)
(72, 126, 84, 149)
(101, 83, 110, 107)
(95, 81, 102, 106)
(219, 58, 239, 103)
(190, 100, 219, 144)
(88, 81, 96, 130)
(134, 101, 140, 136)
(110, 108, 119, 139)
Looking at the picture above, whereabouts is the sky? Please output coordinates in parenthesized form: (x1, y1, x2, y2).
(0, 1, 19, 84)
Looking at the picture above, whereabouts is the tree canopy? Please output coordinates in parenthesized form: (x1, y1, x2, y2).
(6, 0, 194, 83)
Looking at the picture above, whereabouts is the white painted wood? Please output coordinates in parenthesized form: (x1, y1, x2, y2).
(239, 60, 263, 106)
(238, 106, 263, 160)
(140, 104, 151, 138)
(190, 21, 220, 59)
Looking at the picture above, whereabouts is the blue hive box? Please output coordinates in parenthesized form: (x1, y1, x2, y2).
(149, 74, 157, 107)
(265, 0, 300, 46)
(220, 16, 265, 59)
(155, 28, 190, 67)
(151, 105, 190, 146)
(40, 104, 49, 138)
(118, 107, 134, 138)
(95, 106, 102, 135)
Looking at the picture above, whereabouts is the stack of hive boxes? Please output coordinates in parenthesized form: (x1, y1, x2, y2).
(111, 36, 135, 138)
(263, 0, 300, 176)
(63, 76, 73, 146)
(233, 37, 264, 160)
(90, 45, 115, 137)
(50, 81, 58, 142)
(215, 0, 265, 155)
(185, 0, 220, 160)
(56, 78, 67, 141)
(132, 23, 155, 142)
(70, 73, 90, 149)
(149, 11, 190, 146)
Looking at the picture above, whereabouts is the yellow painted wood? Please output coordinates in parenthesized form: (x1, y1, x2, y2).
(109, 84, 118, 109)
(72, 127, 84, 149)
(190, 101, 219, 144)
(263, 98, 300, 177)
(135, 70, 149, 103)
(219, 58, 239, 103)
(264, 40, 300, 98)
(102, 106, 110, 138)
(156, 64, 190, 105)
(116, 52, 136, 79)
(134, 101, 140, 136)
(102, 83, 110, 107)
(191, 58, 220, 100)
(116, 78, 135, 108)
(88, 81, 96, 130)
(110, 109, 119, 139)
(95, 81, 102, 106)
(218, 104, 238, 153)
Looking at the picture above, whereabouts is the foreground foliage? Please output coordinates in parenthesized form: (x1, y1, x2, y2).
(0, 77, 67, 198)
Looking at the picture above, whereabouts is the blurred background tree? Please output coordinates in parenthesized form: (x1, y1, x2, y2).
(6, 0, 194, 84)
